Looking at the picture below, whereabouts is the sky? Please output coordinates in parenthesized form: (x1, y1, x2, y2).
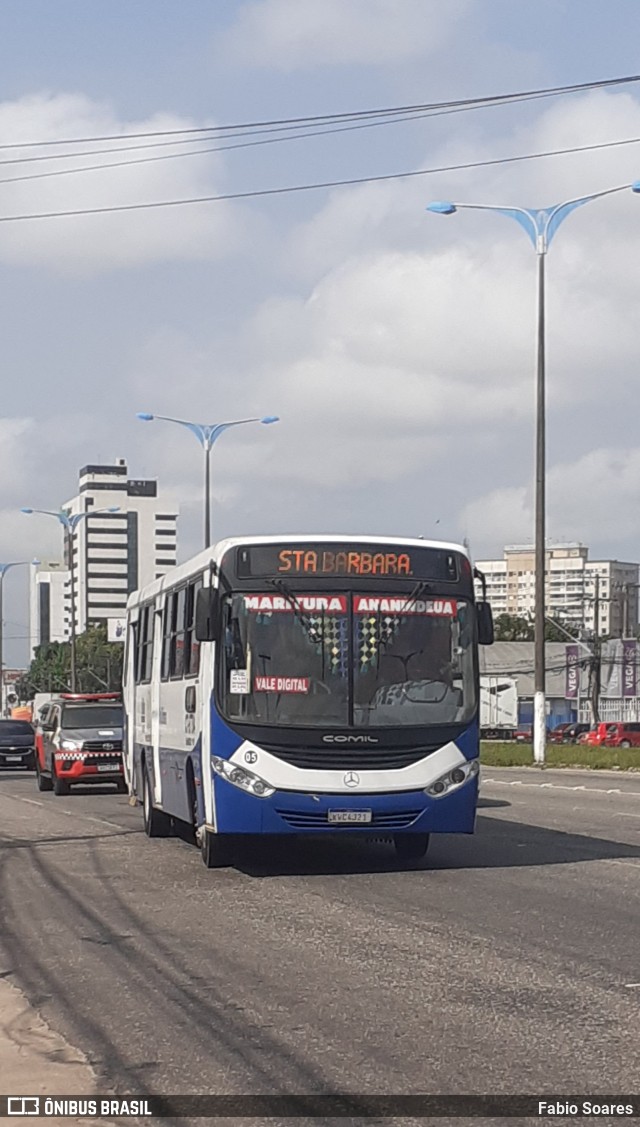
(2, 0, 640, 664)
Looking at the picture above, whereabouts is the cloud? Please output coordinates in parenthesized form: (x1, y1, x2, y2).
(217, 0, 472, 69)
(460, 447, 640, 561)
(0, 93, 245, 275)
(202, 87, 640, 560)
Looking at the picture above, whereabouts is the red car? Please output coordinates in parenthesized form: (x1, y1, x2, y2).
(34, 693, 125, 795)
(603, 722, 640, 748)
(549, 724, 572, 744)
(514, 726, 552, 743)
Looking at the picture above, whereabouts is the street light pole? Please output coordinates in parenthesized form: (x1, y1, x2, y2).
(534, 242, 546, 763)
(21, 507, 119, 693)
(0, 560, 39, 717)
(136, 412, 280, 549)
(427, 180, 640, 765)
(204, 441, 212, 550)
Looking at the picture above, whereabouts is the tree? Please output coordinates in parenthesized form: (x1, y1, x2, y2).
(493, 612, 583, 644)
(17, 625, 124, 699)
(493, 613, 534, 641)
(543, 617, 581, 643)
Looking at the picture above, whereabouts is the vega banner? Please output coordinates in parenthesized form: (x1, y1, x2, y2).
(622, 639, 637, 698)
(565, 644, 580, 699)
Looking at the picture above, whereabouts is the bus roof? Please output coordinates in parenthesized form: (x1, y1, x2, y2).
(127, 534, 471, 611)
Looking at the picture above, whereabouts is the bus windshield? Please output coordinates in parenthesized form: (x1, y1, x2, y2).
(220, 592, 476, 729)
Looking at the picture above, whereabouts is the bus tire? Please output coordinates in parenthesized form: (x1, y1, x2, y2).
(36, 758, 53, 792)
(394, 833, 430, 861)
(200, 828, 233, 869)
(142, 765, 171, 838)
(621, 740, 631, 748)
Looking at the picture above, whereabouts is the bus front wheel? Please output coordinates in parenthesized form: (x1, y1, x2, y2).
(200, 827, 233, 869)
(394, 833, 430, 861)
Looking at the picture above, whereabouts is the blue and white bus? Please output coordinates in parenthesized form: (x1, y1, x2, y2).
(123, 535, 493, 867)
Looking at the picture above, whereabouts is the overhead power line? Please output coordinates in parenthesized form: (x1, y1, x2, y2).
(0, 91, 588, 179)
(0, 102, 569, 188)
(0, 73, 638, 152)
(0, 132, 639, 225)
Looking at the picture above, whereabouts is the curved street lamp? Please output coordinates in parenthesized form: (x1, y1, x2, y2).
(21, 507, 120, 692)
(136, 412, 279, 549)
(427, 180, 640, 765)
(0, 559, 39, 716)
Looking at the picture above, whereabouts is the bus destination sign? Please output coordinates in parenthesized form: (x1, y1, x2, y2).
(236, 543, 460, 581)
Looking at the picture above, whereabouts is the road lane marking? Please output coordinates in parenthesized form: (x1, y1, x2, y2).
(483, 778, 640, 797)
(5, 793, 125, 831)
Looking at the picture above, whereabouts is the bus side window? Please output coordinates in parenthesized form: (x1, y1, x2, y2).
(173, 587, 187, 678)
(141, 607, 154, 682)
(161, 595, 175, 681)
(185, 579, 202, 677)
(131, 619, 140, 684)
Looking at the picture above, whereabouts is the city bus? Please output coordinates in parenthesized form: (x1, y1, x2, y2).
(122, 536, 493, 867)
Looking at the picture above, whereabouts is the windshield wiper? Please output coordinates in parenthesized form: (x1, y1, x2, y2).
(266, 578, 320, 642)
(401, 579, 432, 613)
(368, 580, 434, 667)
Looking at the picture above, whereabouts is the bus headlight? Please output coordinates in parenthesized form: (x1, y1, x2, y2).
(425, 758, 479, 799)
(61, 739, 82, 751)
(211, 756, 275, 798)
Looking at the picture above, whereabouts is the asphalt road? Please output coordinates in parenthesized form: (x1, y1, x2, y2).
(1, 765, 639, 1125)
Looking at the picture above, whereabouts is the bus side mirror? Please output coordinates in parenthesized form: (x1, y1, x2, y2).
(477, 602, 494, 646)
(195, 588, 220, 642)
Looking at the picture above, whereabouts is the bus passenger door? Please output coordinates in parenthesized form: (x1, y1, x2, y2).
(122, 618, 137, 791)
(149, 605, 164, 805)
(198, 611, 217, 832)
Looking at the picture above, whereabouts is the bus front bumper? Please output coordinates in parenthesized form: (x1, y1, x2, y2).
(212, 775, 478, 835)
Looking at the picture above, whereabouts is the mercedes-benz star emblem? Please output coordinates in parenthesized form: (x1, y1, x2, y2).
(344, 771, 360, 788)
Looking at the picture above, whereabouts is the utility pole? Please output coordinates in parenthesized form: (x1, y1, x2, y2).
(590, 573, 601, 725)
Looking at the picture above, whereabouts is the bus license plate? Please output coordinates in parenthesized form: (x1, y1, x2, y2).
(328, 810, 372, 824)
(97, 764, 116, 772)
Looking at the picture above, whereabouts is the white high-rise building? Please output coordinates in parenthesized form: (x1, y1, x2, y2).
(30, 460, 179, 651)
(29, 561, 70, 653)
(475, 544, 639, 638)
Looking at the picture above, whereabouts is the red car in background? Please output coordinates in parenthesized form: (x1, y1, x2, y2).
(602, 722, 640, 748)
(34, 692, 125, 796)
(549, 724, 572, 744)
(514, 726, 551, 743)
(581, 723, 609, 746)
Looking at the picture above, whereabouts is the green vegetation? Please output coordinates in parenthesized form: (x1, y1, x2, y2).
(16, 624, 123, 699)
(481, 741, 640, 771)
(492, 613, 580, 643)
